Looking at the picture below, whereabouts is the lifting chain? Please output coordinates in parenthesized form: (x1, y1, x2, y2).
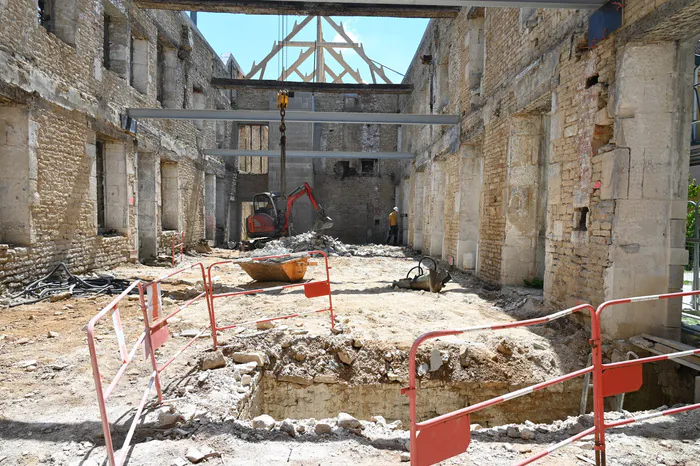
(277, 90, 289, 211)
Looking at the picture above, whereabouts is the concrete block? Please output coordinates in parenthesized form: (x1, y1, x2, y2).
(669, 248, 689, 266)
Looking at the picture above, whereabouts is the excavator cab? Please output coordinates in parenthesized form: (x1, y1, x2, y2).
(247, 193, 280, 238)
(245, 182, 333, 240)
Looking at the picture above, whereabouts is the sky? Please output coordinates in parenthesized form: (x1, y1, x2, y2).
(195, 13, 430, 84)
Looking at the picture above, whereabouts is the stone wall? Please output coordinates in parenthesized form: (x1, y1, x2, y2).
(397, 1, 700, 340)
(234, 90, 401, 244)
(0, 0, 240, 291)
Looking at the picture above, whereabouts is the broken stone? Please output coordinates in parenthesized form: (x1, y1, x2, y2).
(315, 421, 333, 435)
(353, 339, 364, 348)
(280, 419, 296, 437)
(232, 352, 267, 367)
(506, 426, 520, 438)
(241, 374, 252, 386)
(47, 331, 59, 338)
(387, 420, 402, 430)
(236, 361, 258, 374)
(278, 374, 313, 385)
(518, 445, 533, 453)
(16, 359, 37, 368)
(371, 415, 386, 425)
(520, 428, 535, 440)
(429, 349, 449, 372)
(330, 324, 346, 334)
(185, 446, 220, 464)
(156, 406, 184, 428)
(200, 351, 226, 370)
(313, 374, 339, 384)
(338, 412, 362, 430)
(16, 338, 29, 345)
(417, 363, 429, 377)
(497, 339, 514, 356)
(256, 320, 276, 330)
(337, 348, 356, 365)
(294, 352, 307, 362)
(252, 414, 276, 430)
(197, 372, 209, 386)
(400, 452, 410, 462)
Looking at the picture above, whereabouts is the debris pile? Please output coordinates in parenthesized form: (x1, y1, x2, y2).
(250, 231, 408, 258)
(3, 262, 134, 307)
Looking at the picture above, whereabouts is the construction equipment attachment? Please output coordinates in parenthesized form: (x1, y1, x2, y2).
(392, 257, 451, 293)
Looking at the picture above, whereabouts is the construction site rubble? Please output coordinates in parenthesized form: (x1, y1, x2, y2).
(249, 231, 408, 258)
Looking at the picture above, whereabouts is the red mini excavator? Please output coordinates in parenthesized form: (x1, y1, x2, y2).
(246, 182, 333, 240)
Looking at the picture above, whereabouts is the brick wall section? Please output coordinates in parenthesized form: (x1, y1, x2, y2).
(0, 0, 239, 292)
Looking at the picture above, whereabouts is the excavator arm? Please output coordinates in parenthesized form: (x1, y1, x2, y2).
(284, 182, 333, 233)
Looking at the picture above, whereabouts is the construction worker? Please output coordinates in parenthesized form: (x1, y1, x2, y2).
(387, 207, 399, 245)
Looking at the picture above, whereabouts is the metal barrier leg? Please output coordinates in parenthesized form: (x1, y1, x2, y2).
(591, 312, 606, 466)
(580, 353, 593, 415)
(139, 283, 164, 403)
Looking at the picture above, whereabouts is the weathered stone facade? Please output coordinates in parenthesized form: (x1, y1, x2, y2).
(397, 1, 700, 340)
(0, 0, 241, 291)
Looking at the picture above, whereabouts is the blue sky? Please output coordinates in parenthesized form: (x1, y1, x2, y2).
(196, 13, 430, 84)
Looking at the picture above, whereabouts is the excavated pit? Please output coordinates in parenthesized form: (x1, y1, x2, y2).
(212, 324, 590, 427)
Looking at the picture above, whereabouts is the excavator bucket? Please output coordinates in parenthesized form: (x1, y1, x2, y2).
(314, 212, 334, 231)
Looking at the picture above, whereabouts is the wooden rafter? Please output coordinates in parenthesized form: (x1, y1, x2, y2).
(246, 15, 313, 79)
(323, 16, 392, 84)
(279, 46, 316, 81)
(248, 15, 392, 84)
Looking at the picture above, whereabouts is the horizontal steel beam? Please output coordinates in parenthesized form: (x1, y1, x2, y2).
(132, 0, 461, 17)
(210, 78, 413, 94)
(133, 0, 603, 15)
(205, 149, 415, 159)
(127, 109, 458, 125)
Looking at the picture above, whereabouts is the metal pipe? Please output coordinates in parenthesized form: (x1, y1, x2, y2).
(204, 149, 415, 159)
(127, 108, 459, 125)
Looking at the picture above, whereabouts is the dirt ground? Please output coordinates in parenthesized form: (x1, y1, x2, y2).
(0, 248, 699, 465)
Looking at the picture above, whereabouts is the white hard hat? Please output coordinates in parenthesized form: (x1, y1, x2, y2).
(393, 207, 399, 211)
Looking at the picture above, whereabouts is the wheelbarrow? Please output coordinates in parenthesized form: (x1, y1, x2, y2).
(391, 257, 451, 293)
(239, 257, 310, 283)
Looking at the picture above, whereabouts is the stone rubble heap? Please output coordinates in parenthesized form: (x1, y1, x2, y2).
(250, 231, 407, 258)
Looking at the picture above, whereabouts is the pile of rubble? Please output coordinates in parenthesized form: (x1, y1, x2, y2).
(250, 231, 408, 258)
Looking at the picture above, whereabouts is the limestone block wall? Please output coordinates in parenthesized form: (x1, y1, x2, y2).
(0, 0, 239, 292)
(398, 0, 700, 340)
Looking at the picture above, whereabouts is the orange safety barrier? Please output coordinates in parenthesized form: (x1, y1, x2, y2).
(588, 289, 700, 466)
(172, 231, 185, 267)
(139, 262, 210, 402)
(402, 304, 596, 466)
(206, 250, 334, 349)
(404, 289, 700, 466)
(87, 262, 210, 466)
(87, 281, 152, 466)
